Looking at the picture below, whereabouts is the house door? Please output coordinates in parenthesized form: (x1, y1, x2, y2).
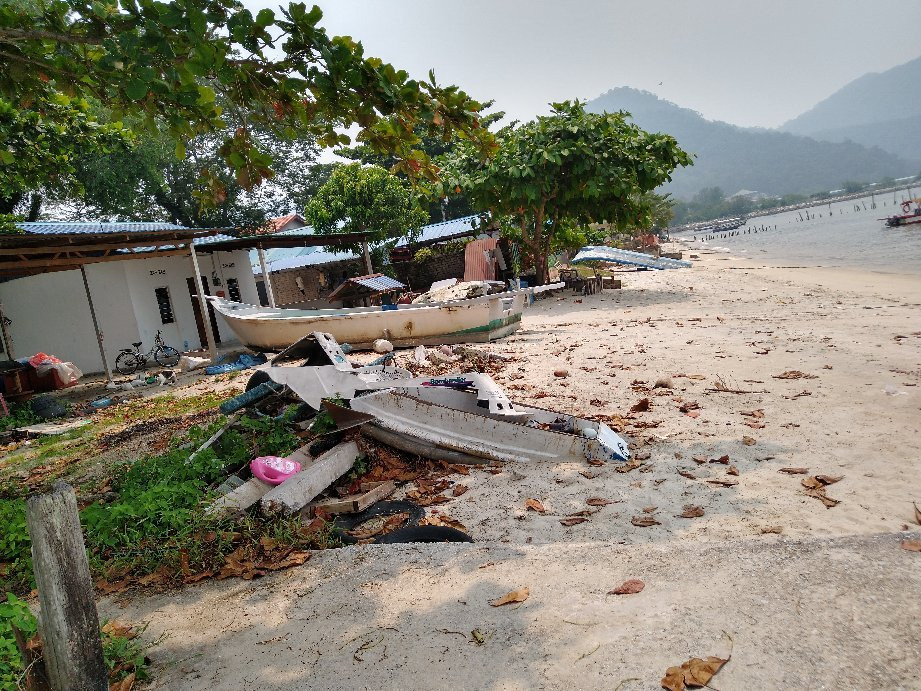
(186, 276, 221, 349)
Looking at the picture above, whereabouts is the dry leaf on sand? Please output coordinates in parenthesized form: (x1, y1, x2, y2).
(801, 475, 843, 508)
(586, 497, 613, 506)
(706, 478, 739, 487)
(631, 515, 661, 527)
(901, 540, 921, 552)
(661, 655, 730, 691)
(452, 484, 469, 497)
(760, 526, 783, 534)
(629, 398, 651, 414)
(778, 467, 808, 475)
(560, 516, 588, 526)
(490, 587, 530, 606)
(742, 436, 756, 446)
(109, 672, 136, 691)
(608, 578, 645, 595)
(676, 505, 704, 518)
(525, 498, 546, 513)
(710, 454, 730, 464)
(772, 370, 817, 379)
(727, 466, 739, 476)
(914, 502, 921, 526)
(677, 469, 698, 480)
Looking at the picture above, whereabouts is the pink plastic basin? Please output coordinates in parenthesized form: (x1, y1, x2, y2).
(250, 455, 301, 485)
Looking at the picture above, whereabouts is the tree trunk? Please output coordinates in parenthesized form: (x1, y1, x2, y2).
(27, 193, 42, 221)
(0, 192, 23, 214)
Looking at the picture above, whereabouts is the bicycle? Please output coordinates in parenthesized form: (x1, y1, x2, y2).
(115, 330, 181, 375)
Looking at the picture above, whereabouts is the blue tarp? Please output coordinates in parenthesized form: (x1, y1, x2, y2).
(571, 246, 692, 270)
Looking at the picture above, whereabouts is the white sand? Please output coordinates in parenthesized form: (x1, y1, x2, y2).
(101, 250, 921, 689)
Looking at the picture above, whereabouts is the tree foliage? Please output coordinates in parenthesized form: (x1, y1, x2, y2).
(442, 101, 691, 282)
(304, 163, 428, 260)
(0, 0, 491, 206)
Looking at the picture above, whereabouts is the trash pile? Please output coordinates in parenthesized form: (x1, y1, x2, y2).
(202, 331, 631, 545)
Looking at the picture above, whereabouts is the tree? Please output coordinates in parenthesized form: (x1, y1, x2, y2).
(0, 99, 125, 216)
(338, 103, 505, 224)
(304, 164, 428, 266)
(0, 1, 490, 204)
(67, 114, 324, 228)
(442, 101, 691, 282)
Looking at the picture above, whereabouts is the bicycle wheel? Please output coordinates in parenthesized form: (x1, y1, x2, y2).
(154, 345, 181, 367)
(115, 351, 140, 375)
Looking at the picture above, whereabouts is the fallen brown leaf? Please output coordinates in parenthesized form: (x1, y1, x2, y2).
(631, 515, 661, 527)
(740, 409, 765, 418)
(452, 484, 469, 497)
(677, 469, 698, 480)
(709, 454, 730, 464)
(901, 540, 921, 552)
(686, 410, 700, 419)
(727, 466, 739, 476)
(706, 478, 739, 487)
(760, 526, 783, 534)
(490, 587, 529, 606)
(676, 505, 704, 518)
(608, 578, 645, 595)
(742, 436, 756, 446)
(815, 474, 844, 485)
(692, 455, 707, 465)
(586, 497, 613, 506)
(109, 672, 136, 691)
(661, 655, 730, 691)
(587, 458, 606, 467)
(630, 398, 651, 414)
(525, 498, 546, 513)
(778, 467, 808, 475)
(772, 370, 817, 379)
(560, 516, 587, 526)
(744, 421, 766, 429)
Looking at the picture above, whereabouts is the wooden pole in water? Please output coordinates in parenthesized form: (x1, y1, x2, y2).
(25, 482, 108, 691)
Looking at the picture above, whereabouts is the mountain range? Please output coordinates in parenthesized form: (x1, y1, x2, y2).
(586, 56, 921, 200)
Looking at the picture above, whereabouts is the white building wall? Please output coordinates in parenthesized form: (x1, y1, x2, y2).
(0, 249, 257, 373)
(0, 262, 140, 373)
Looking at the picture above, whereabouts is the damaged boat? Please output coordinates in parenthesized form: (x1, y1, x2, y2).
(209, 281, 562, 351)
(255, 332, 630, 466)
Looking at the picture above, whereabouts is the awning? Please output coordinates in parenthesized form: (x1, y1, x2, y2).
(327, 273, 406, 302)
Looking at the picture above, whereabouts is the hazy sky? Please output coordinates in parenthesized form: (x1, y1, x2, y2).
(244, 0, 920, 129)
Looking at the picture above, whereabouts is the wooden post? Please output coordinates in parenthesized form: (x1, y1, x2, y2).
(80, 265, 113, 385)
(257, 246, 276, 308)
(25, 482, 108, 691)
(190, 244, 218, 362)
(0, 299, 14, 359)
(361, 240, 373, 275)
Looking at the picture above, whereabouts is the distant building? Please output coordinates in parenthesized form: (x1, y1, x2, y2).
(728, 189, 774, 202)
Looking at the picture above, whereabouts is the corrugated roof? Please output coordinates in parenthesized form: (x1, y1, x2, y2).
(353, 274, 405, 292)
(394, 214, 482, 247)
(253, 248, 358, 274)
(17, 221, 192, 234)
(268, 214, 306, 231)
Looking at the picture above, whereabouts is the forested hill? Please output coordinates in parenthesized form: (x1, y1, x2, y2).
(780, 55, 921, 162)
(586, 87, 915, 200)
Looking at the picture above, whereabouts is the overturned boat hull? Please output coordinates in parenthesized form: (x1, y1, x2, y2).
(209, 288, 549, 351)
(351, 387, 630, 465)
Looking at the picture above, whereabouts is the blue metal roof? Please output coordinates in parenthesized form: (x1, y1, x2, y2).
(353, 274, 405, 292)
(16, 221, 193, 234)
(393, 214, 482, 247)
(252, 248, 359, 274)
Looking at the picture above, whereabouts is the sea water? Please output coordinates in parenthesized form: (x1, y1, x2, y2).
(681, 191, 921, 275)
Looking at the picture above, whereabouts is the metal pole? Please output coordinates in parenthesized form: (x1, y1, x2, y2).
(190, 245, 218, 361)
(257, 246, 276, 307)
(80, 265, 113, 384)
(362, 240, 373, 275)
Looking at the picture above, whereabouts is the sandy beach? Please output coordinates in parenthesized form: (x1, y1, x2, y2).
(102, 248, 921, 689)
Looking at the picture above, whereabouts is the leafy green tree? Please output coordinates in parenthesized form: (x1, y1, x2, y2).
(338, 103, 505, 224)
(304, 164, 428, 265)
(0, 98, 125, 216)
(442, 101, 691, 282)
(0, 1, 490, 204)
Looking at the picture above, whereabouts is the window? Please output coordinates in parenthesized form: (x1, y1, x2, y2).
(226, 277, 241, 302)
(154, 287, 175, 324)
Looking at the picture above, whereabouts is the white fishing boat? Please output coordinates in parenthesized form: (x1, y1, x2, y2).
(209, 283, 561, 351)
